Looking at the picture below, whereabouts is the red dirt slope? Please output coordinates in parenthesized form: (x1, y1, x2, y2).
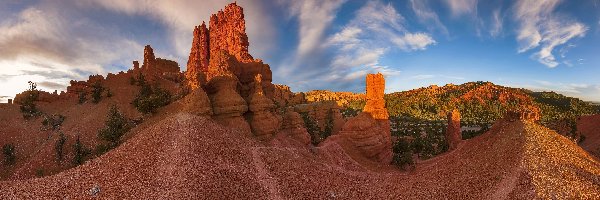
(1, 114, 599, 199)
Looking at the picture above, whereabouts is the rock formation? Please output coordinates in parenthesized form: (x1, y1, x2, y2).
(66, 75, 105, 96)
(280, 107, 311, 145)
(186, 22, 210, 90)
(209, 2, 253, 62)
(446, 109, 462, 150)
(141, 45, 180, 79)
(206, 75, 251, 134)
(326, 73, 392, 164)
(363, 73, 389, 120)
(181, 88, 213, 116)
(7, 99, 12, 104)
(247, 74, 281, 139)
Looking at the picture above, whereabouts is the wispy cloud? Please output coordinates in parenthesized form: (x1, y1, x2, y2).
(490, 9, 503, 37)
(513, 0, 588, 68)
(444, 0, 478, 17)
(411, 74, 465, 80)
(410, 0, 449, 36)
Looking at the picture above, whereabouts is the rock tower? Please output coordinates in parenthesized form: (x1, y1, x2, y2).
(446, 109, 462, 150)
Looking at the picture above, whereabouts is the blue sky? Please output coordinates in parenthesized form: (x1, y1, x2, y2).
(1, 0, 599, 102)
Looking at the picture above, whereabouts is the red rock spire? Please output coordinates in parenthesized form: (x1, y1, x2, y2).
(209, 2, 253, 62)
(186, 22, 210, 89)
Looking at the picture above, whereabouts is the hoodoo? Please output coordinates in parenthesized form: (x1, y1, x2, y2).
(326, 73, 393, 164)
(446, 109, 462, 150)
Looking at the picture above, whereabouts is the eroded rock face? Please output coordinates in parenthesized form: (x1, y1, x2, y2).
(247, 74, 281, 139)
(186, 22, 210, 90)
(446, 109, 462, 150)
(181, 88, 213, 116)
(209, 2, 253, 62)
(280, 107, 311, 145)
(305, 90, 365, 107)
(206, 75, 250, 134)
(324, 73, 392, 164)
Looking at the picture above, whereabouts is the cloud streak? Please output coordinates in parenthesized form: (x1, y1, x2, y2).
(513, 0, 588, 68)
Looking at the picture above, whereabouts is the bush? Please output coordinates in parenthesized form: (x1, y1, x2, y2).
(55, 132, 67, 162)
(72, 135, 91, 165)
(91, 82, 105, 104)
(98, 105, 130, 150)
(20, 81, 40, 120)
(78, 92, 87, 104)
(35, 169, 44, 177)
(106, 89, 113, 98)
(2, 143, 16, 165)
(299, 112, 321, 145)
(42, 114, 66, 131)
(392, 139, 414, 169)
(132, 75, 172, 114)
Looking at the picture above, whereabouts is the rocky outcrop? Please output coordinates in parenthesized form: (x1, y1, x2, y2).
(446, 109, 461, 150)
(206, 75, 251, 134)
(325, 73, 392, 164)
(280, 107, 311, 145)
(66, 75, 105, 96)
(247, 74, 281, 139)
(7, 99, 12, 104)
(305, 90, 365, 107)
(181, 88, 213, 116)
(141, 45, 180, 79)
(186, 22, 210, 90)
(209, 2, 253, 62)
(363, 73, 388, 120)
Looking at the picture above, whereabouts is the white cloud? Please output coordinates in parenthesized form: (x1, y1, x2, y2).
(513, 0, 588, 68)
(287, 0, 347, 59)
(444, 0, 478, 17)
(410, 0, 449, 35)
(391, 33, 436, 51)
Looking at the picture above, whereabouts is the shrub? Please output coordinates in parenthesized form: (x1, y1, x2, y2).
(55, 132, 67, 162)
(35, 169, 44, 177)
(72, 135, 91, 165)
(132, 76, 172, 114)
(78, 92, 87, 104)
(2, 143, 16, 165)
(98, 105, 130, 150)
(129, 76, 136, 85)
(106, 89, 113, 98)
(392, 139, 414, 169)
(42, 114, 65, 131)
(321, 109, 334, 140)
(20, 81, 40, 120)
(91, 82, 105, 104)
(300, 112, 321, 145)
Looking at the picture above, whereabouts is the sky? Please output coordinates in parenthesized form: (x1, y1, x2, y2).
(1, 0, 600, 103)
